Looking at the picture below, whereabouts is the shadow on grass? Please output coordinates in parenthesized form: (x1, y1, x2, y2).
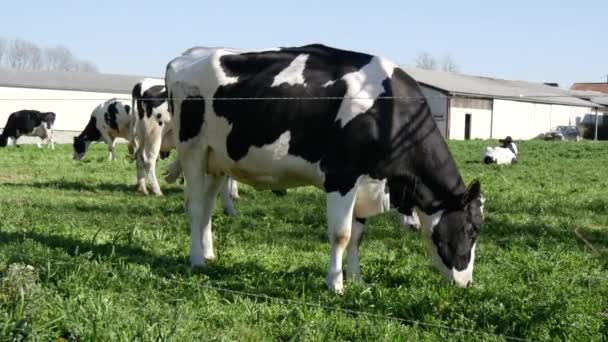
(1, 180, 183, 196)
(481, 216, 607, 253)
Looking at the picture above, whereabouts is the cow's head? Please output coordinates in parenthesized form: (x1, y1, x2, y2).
(0, 135, 7, 147)
(417, 180, 483, 287)
(499, 136, 518, 157)
(72, 136, 90, 160)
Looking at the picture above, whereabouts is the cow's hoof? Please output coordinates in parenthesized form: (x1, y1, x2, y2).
(326, 280, 345, 295)
(136, 185, 149, 195)
(190, 255, 206, 268)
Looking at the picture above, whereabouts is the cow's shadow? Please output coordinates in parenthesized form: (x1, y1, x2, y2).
(1, 180, 182, 196)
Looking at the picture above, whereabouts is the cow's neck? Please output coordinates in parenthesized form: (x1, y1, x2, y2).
(382, 72, 467, 214)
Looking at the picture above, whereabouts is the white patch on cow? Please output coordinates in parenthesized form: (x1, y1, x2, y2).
(400, 211, 421, 230)
(272, 131, 291, 160)
(204, 120, 324, 190)
(335, 57, 398, 127)
(212, 50, 240, 86)
(451, 242, 476, 287)
(353, 176, 390, 218)
(271, 54, 308, 87)
(322, 80, 336, 88)
(326, 187, 358, 293)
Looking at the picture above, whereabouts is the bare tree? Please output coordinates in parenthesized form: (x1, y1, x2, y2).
(6, 39, 31, 69)
(415, 52, 437, 70)
(44, 45, 77, 71)
(76, 60, 99, 73)
(441, 54, 459, 73)
(0, 38, 6, 66)
(1, 37, 99, 73)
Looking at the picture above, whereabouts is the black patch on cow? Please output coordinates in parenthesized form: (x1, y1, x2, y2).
(179, 96, 205, 142)
(104, 101, 119, 130)
(483, 156, 494, 164)
(132, 82, 144, 120)
(159, 151, 170, 160)
(143, 86, 167, 118)
(354, 217, 366, 225)
(210, 44, 464, 203)
(40, 112, 56, 129)
(73, 116, 101, 153)
(125, 105, 131, 114)
(213, 45, 373, 194)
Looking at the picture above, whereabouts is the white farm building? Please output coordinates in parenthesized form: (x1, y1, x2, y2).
(402, 67, 606, 140)
(0, 68, 159, 144)
(1, 67, 606, 144)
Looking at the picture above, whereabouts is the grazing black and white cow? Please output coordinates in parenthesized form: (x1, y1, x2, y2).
(0, 110, 56, 149)
(165, 44, 484, 292)
(481, 136, 518, 165)
(73, 99, 132, 161)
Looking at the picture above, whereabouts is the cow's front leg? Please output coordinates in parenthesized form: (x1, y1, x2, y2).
(346, 217, 365, 283)
(326, 185, 358, 294)
(101, 133, 115, 160)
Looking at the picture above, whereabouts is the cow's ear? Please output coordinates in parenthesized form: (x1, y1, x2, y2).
(462, 180, 481, 205)
(125, 105, 131, 114)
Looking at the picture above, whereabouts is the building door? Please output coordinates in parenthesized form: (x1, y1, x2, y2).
(464, 113, 472, 140)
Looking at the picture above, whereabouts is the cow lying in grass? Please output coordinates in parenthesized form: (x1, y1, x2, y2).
(166, 44, 484, 292)
(73, 99, 133, 161)
(0, 110, 56, 149)
(481, 136, 518, 165)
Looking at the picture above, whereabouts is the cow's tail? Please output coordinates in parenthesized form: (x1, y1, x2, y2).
(128, 83, 142, 160)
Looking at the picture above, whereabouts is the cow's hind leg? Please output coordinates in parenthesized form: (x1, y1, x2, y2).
(346, 217, 365, 283)
(138, 125, 164, 196)
(136, 153, 148, 195)
(326, 186, 357, 294)
(220, 178, 236, 216)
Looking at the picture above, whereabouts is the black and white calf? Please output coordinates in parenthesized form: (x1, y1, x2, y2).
(73, 99, 132, 161)
(481, 136, 518, 165)
(0, 110, 56, 149)
(131, 79, 176, 196)
(132, 79, 237, 214)
(166, 44, 484, 292)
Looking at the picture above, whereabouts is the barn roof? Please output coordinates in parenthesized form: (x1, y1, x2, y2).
(401, 67, 603, 108)
(570, 83, 608, 93)
(0, 68, 161, 94)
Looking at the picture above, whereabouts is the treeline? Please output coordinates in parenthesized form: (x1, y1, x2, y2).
(0, 37, 98, 73)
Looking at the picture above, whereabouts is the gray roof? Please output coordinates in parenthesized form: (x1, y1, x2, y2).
(402, 66, 603, 108)
(0, 68, 161, 94)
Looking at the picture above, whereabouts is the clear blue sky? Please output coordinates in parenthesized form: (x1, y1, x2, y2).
(2, 0, 606, 88)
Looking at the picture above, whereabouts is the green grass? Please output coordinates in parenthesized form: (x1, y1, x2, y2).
(0, 141, 606, 341)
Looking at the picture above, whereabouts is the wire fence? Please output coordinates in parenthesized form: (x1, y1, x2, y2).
(0, 93, 605, 102)
(2, 250, 532, 341)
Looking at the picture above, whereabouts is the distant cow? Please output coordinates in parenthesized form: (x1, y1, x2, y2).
(132, 80, 237, 214)
(73, 99, 132, 161)
(0, 110, 56, 149)
(130, 79, 176, 196)
(166, 44, 484, 292)
(481, 136, 518, 165)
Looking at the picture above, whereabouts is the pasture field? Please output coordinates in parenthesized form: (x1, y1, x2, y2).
(0, 141, 606, 341)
